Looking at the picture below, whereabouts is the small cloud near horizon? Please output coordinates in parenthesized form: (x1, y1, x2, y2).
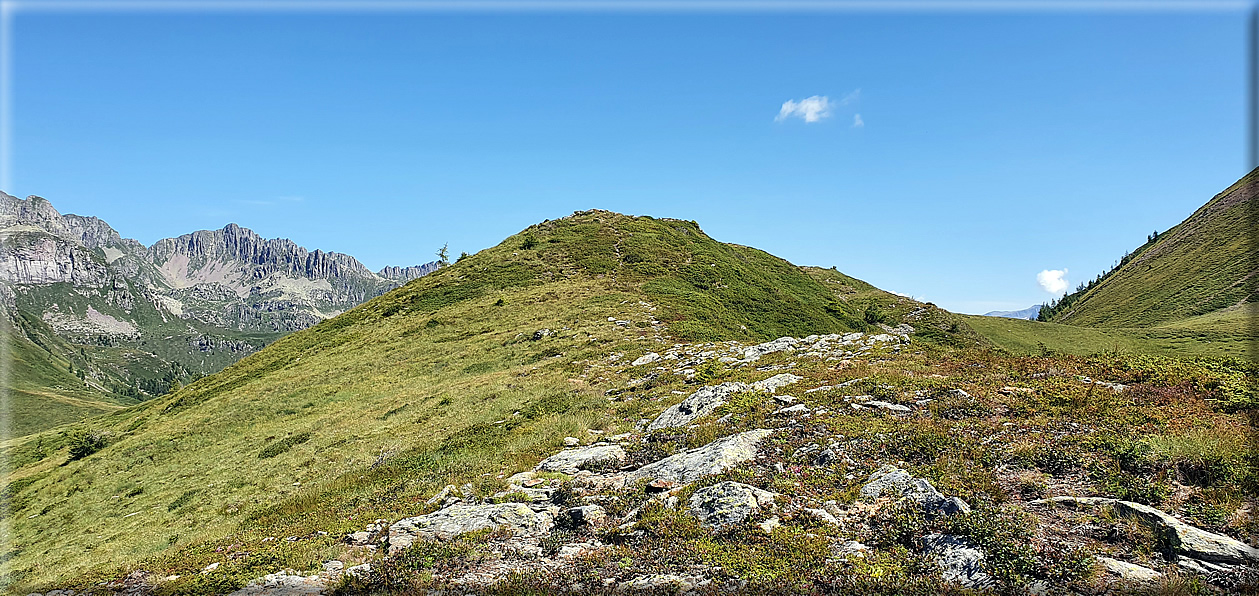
(775, 96, 833, 123)
(852, 114, 864, 128)
(1037, 268, 1069, 294)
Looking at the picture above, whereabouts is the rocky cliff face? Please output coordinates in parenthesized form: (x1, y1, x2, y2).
(0, 192, 442, 397)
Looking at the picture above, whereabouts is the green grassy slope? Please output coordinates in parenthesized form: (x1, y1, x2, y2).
(1, 210, 971, 590)
(1044, 168, 1258, 328)
(2, 311, 139, 438)
(964, 305, 1253, 359)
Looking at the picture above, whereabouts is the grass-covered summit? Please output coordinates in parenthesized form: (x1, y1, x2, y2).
(359, 209, 872, 342)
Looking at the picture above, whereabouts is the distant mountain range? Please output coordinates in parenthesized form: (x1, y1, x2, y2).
(982, 305, 1043, 320)
(0, 192, 441, 436)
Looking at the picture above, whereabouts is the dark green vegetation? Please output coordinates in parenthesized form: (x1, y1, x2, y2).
(1, 209, 1253, 595)
(1041, 167, 1257, 330)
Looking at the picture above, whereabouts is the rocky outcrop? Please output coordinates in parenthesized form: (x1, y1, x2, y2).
(388, 503, 555, 554)
(629, 429, 773, 485)
(1096, 556, 1162, 586)
(688, 481, 780, 529)
(860, 465, 970, 517)
(647, 382, 749, 431)
(922, 534, 994, 590)
(534, 444, 627, 475)
(1035, 496, 1259, 566)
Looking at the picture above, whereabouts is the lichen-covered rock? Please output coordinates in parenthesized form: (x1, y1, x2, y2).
(632, 352, 661, 366)
(226, 572, 326, 596)
(751, 373, 802, 393)
(388, 503, 553, 554)
(859, 465, 970, 516)
(616, 574, 709, 593)
(647, 382, 749, 431)
(1037, 496, 1259, 566)
(688, 481, 780, 528)
(922, 534, 994, 590)
(534, 444, 626, 474)
(566, 505, 608, 527)
(741, 337, 802, 361)
(1096, 556, 1162, 585)
(629, 429, 773, 486)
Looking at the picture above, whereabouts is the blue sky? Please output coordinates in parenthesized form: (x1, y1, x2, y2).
(7, 6, 1250, 313)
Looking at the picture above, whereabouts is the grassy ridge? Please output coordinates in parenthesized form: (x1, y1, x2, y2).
(1046, 168, 1258, 328)
(0, 210, 922, 589)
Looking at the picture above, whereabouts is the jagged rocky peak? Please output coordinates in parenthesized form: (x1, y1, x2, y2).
(0, 192, 135, 251)
(149, 223, 381, 282)
(379, 262, 442, 282)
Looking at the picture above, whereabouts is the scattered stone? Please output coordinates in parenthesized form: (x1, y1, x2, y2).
(687, 481, 780, 529)
(859, 465, 970, 516)
(773, 395, 797, 405)
(617, 574, 706, 593)
(751, 373, 802, 393)
(564, 437, 580, 447)
(1096, 556, 1162, 585)
(345, 563, 371, 578)
(645, 479, 674, 493)
(774, 404, 810, 416)
(647, 382, 750, 431)
(864, 400, 912, 413)
(566, 505, 608, 527)
(201, 562, 220, 574)
(532, 328, 553, 340)
(632, 352, 661, 366)
(629, 429, 773, 486)
(227, 572, 325, 596)
(388, 503, 554, 554)
(426, 484, 456, 505)
(802, 507, 840, 526)
(322, 560, 344, 573)
(534, 444, 627, 475)
(922, 533, 994, 590)
(758, 516, 782, 533)
(742, 337, 799, 361)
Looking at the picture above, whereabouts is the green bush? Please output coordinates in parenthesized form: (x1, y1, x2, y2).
(66, 428, 108, 461)
(257, 432, 312, 459)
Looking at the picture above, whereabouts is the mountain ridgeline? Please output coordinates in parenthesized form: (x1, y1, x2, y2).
(0, 208, 977, 590)
(1038, 168, 1258, 328)
(0, 192, 441, 436)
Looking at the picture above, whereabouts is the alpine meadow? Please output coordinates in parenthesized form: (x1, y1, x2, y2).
(2, 9, 1257, 596)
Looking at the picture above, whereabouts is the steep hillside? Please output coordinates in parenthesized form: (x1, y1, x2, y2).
(1042, 168, 1258, 328)
(0, 192, 441, 437)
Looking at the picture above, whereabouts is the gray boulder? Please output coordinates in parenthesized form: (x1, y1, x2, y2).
(688, 481, 780, 529)
(859, 465, 970, 516)
(534, 444, 626, 475)
(922, 534, 994, 590)
(227, 572, 326, 596)
(388, 503, 553, 554)
(630, 429, 773, 486)
(647, 382, 749, 431)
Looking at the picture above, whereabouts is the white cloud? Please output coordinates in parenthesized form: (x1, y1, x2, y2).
(839, 88, 861, 106)
(1037, 268, 1069, 294)
(852, 114, 864, 128)
(775, 95, 833, 123)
